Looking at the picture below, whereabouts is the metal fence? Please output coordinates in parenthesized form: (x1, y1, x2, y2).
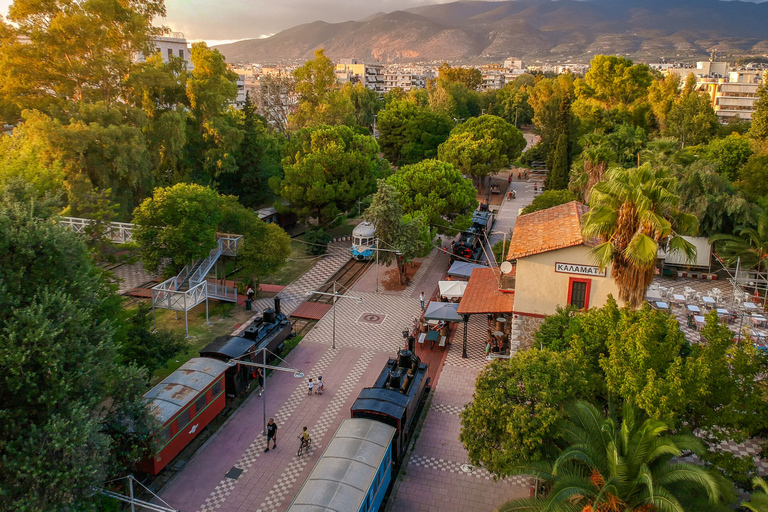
(59, 217, 134, 244)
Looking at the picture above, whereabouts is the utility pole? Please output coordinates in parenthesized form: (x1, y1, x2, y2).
(306, 286, 363, 349)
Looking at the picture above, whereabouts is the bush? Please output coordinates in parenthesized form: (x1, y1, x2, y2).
(492, 237, 511, 264)
(521, 189, 577, 215)
(304, 228, 332, 255)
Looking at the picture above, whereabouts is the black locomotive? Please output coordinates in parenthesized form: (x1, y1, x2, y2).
(199, 297, 291, 395)
(452, 204, 495, 263)
(350, 349, 430, 463)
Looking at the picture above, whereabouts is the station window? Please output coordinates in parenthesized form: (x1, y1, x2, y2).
(212, 379, 223, 397)
(167, 48, 173, 60)
(195, 394, 207, 414)
(568, 278, 591, 310)
(176, 408, 191, 431)
(178, 49, 184, 59)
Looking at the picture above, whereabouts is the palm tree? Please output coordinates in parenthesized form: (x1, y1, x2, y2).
(497, 400, 733, 512)
(581, 164, 697, 309)
(742, 477, 768, 512)
(710, 199, 768, 273)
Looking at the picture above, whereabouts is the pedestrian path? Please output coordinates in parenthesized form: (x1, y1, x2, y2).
(387, 315, 531, 512)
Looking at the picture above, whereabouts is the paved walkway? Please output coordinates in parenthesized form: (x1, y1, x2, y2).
(111, 261, 157, 294)
(387, 315, 531, 512)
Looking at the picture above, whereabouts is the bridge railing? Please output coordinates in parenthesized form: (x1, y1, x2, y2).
(151, 279, 207, 312)
(59, 217, 134, 244)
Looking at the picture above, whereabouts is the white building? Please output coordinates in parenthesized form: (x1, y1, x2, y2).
(381, 72, 428, 93)
(335, 59, 384, 93)
(135, 32, 193, 70)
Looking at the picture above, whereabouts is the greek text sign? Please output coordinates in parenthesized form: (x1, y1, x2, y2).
(555, 262, 606, 277)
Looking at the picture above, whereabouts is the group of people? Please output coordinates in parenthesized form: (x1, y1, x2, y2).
(516, 170, 529, 180)
(307, 376, 324, 395)
(262, 377, 324, 454)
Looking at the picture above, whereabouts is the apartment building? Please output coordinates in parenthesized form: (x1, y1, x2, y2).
(136, 32, 193, 70)
(381, 72, 428, 93)
(481, 65, 506, 91)
(334, 59, 384, 93)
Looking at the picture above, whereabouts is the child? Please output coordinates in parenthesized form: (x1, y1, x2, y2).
(316, 376, 324, 395)
(308, 378, 313, 396)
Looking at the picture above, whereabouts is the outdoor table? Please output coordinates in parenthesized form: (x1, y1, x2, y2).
(716, 308, 730, 322)
(673, 294, 686, 305)
(655, 301, 669, 311)
(750, 315, 767, 328)
(427, 319, 439, 327)
(744, 302, 758, 311)
(425, 330, 439, 349)
(693, 315, 706, 330)
(687, 305, 701, 314)
(646, 289, 663, 301)
(702, 296, 716, 308)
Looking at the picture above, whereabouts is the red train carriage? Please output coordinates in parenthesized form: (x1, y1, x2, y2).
(139, 357, 229, 475)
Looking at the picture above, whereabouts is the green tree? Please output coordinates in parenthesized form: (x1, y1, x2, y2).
(132, 183, 225, 273)
(570, 136, 614, 202)
(0, 0, 164, 121)
(701, 134, 753, 181)
(271, 125, 383, 225)
(437, 62, 482, 90)
(582, 165, 697, 308)
(750, 82, 768, 141)
(743, 477, 768, 512)
(495, 82, 534, 127)
(521, 190, 577, 215)
(234, 214, 292, 286)
(710, 199, 768, 272)
(438, 115, 526, 191)
(737, 155, 768, 199)
(499, 400, 733, 512)
(377, 99, 452, 166)
(304, 228, 332, 255)
(184, 43, 243, 180)
(118, 304, 187, 379)
(342, 81, 383, 129)
(0, 202, 154, 510)
(460, 350, 590, 476)
(578, 55, 654, 107)
(667, 90, 718, 148)
(364, 180, 431, 283)
(545, 94, 573, 190)
(386, 159, 478, 234)
(290, 49, 355, 129)
(219, 91, 284, 206)
(649, 73, 682, 132)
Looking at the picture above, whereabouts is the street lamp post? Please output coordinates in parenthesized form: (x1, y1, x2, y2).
(306, 285, 363, 349)
(227, 348, 304, 436)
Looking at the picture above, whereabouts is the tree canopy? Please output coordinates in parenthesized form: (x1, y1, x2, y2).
(377, 99, 452, 166)
(437, 115, 525, 188)
(0, 202, 154, 510)
(271, 125, 384, 225)
(386, 159, 478, 234)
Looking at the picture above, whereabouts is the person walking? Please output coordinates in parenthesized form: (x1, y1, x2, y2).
(420, 292, 425, 311)
(254, 367, 264, 397)
(315, 376, 324, 395)
(308, 378, 314, 396)
(265, 418, 277, 452)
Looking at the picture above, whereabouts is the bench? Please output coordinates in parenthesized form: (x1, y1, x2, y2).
(418, 333, 426, 345)
(439, 336, 447, 347)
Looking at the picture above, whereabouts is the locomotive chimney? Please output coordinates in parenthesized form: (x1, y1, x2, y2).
(274, 297, 281, 317)
(388, 369, 403, 389)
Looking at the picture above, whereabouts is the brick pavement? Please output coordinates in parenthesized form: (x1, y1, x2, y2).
(388, 315, 530, 512)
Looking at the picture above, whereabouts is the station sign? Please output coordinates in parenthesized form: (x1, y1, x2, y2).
(555, 262, 606, 277)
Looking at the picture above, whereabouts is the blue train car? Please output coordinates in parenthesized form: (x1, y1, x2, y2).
(287, 418, 396, 512)
(351, 222, 376, 261)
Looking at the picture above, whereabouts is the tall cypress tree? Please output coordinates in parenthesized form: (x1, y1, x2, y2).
(545, 95, 572, 190)
(750, 82, 768, 141)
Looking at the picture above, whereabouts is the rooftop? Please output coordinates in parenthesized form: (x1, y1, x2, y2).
(506, 201, 591, 260)
(457, 267, 515, 315)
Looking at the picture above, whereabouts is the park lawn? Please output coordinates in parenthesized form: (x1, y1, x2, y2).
(257, 239, 316, 286)
(148, 300, 255, 384)
(326, 219, 356, 238)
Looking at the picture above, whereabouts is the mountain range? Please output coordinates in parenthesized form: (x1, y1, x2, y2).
(214, 0, 768, 64)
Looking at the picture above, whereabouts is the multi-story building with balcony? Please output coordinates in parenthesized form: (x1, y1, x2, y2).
(381, 72, 428, 93)
(334, 59, 384, 93)
(135, 32, 193, 70)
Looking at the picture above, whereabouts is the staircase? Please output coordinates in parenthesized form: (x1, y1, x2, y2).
(151, 233, 244, 314)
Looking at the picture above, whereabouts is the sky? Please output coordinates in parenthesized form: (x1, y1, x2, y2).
(0, 0, 765, 43)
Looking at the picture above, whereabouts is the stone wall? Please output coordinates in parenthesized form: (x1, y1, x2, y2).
(512, 314, 545, 351)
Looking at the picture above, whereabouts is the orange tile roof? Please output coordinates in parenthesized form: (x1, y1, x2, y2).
(506, 201, 590, 260)
(457, 267, 515, 315)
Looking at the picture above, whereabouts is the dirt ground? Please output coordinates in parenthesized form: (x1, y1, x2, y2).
(381, 262, 422, 291)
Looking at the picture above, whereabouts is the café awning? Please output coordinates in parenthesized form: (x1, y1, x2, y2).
(447, 261, 485, 278)
(438, 281, 467, 299)
(423, 302, 463, 323)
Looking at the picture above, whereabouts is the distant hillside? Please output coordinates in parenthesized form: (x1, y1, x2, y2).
(215, 0, 768, 64)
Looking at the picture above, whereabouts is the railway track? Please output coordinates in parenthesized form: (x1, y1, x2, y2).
(307, 258, 372, 304)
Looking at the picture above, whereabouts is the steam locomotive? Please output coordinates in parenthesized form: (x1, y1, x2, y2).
(452, 204, 495, 262)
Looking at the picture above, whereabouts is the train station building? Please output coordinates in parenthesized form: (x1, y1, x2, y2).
(506, 201, 623, 348)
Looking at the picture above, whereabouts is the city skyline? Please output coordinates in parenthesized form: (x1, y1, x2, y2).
(1, 0, 766, 43)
